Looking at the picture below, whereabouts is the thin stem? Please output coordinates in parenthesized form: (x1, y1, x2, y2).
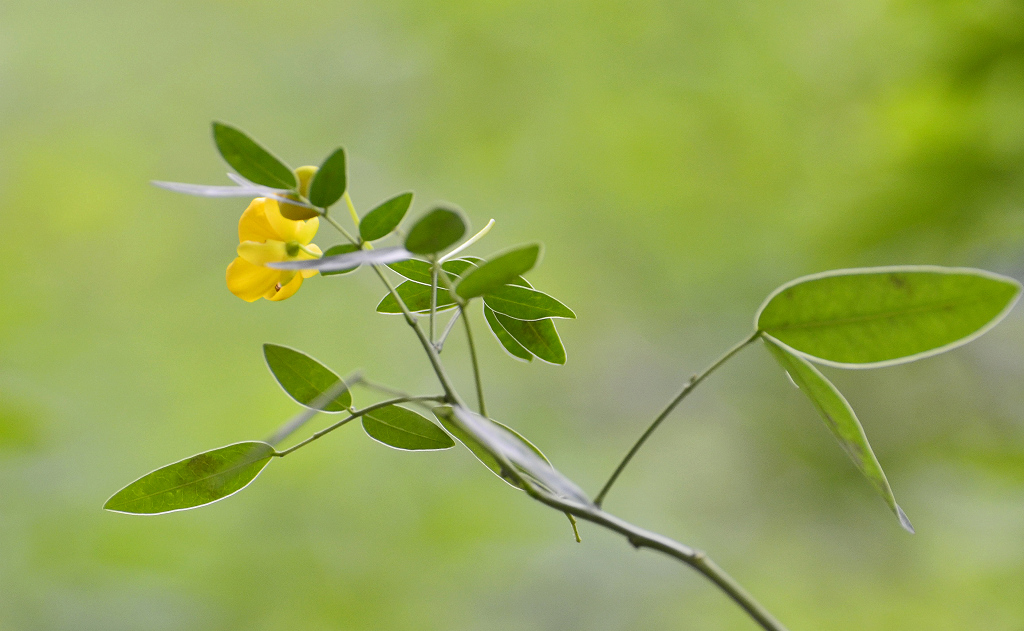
(430, 258, 439, 344)
(436, 310, 462, 352)
(460, 306, 487, 416)
(343, 191, 361, 228)
(322, 213, 359, 246)
(274, 395, 445, 457)
(594, 331, 762, 507)
(439, 218, 495, 262)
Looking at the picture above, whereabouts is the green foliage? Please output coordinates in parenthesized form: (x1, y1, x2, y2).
(263, 344, 351, 412)
(404, 207, 467, 255)
(309, 148, 347, 208)
(490, 312, 565, 364)
(360, 192, 413, 242)
(104, 442, 275, 514)
(376, 280, 458, 314)
(483, 285, 576, 320)
(212, 122, 296, 190)
(484, 306, 533, 362)
(362, 405, 455, 451)
(319, 244, 361, 276)
(387, 258, 473, 285)
(757, 267, 1022, 367)
(763, 339, 913, 532)
(455, 244, 541, 299)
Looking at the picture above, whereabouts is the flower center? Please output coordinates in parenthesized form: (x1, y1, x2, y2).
(285, 241, 301, 257)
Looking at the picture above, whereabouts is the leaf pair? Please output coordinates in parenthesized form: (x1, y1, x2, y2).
(755, 266, 1021, 531)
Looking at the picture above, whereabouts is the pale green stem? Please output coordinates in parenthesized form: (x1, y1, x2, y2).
(322, 213, 359, 246)
(460, 306, 486, 416)
(436, 310, 462, 352)
(430, 258, 439, 344)
(343, 191, 361, 228)
(439, 218, 495, 262)
(594, 330, 762, 507)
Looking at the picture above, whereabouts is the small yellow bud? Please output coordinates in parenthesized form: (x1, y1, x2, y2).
(279, 166, 320, 220)
(294, 166, 318, 198)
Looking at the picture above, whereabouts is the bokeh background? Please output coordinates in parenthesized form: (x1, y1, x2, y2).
(3, 0, 1024, 629)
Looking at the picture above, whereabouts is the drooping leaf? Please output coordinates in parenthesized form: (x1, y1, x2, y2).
(483, 285, 576, 320)
(763, 339, 914, 533)
(104, 442, 275, 515)
(263, 344, 351, 412)
(212, 122, 296, 190)
(376, 281, 458, 314)
(404, 207, 467, 255)
(308, 148, 347, 208)
(757, 266, 1022, 368)
(360, 192, 413, 242)
(268, 246, 412, 272)
(484, 307, 533, 362)
(388, 258, 477, 285)
(456, 244, 542, 299)
(438, 406, 591, 504)
(493, 312, 565, 364)
(362, 405, 455, 451)
(319, 244, 361, 276)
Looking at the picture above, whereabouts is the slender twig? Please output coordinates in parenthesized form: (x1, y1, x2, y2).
(460, 306, 487, 416)
(322, 213, 359, 246)
(594, 331, 762, 507)
(439, 218, 495, 263)
(274, 395, 445, 457)
(343, 191, 361, 228)
(430, 258, 439, 344)
(436, 310, 462, 352)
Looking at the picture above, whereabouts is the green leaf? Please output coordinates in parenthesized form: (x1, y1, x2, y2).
(757, 266, 1022, 367)
(362, 405, 455, 451)
(308, 148, 347, 208)
(404, 207, 467, 255)
(456, 244, 542, 299)
(388, 258, 477, 285)
(212, 122, 296, 190)
(484, 307, 533, 362)
(493, 312, 566, 364)
(360, 192, 413, 242)
(263, 344, 351, 412)
(764, 339, 913, 533)
(483, 285, 576, 320)
(376, 281, 457, 314)
(104, 442, 275, 515)
(320, 244, 361, 276)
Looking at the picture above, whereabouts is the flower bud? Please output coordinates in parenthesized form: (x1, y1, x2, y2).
(279, 165, 320, 220)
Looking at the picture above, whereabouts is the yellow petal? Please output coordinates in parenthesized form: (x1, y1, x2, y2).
(295, 216, 319, 245)
(226, 257, 280, 302)
(237, 240, 289, 266)
(266, 273, 304, 301)
(299, 243, 322, 278)
(264, 197, 314, 243)
(238, 198, 279, 243)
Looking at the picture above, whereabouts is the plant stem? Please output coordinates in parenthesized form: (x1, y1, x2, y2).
(594, 330, 762, 507)
(436, 310, 462, 352)
(460, 306, 487, 416)
(274, 395, 445, 457)
(322, 213, 359, 246)
(343, 191, 361, 228)
(430, 259, 439, 344)
(439, 218, 495, 262)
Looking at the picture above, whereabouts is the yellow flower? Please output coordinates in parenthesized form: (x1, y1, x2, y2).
(226, 197, 323, 302)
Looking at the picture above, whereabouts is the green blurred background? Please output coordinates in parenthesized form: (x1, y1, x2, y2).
(3, 0, 1024, 628)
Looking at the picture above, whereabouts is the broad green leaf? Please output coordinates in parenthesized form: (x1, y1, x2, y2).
(764, 339, 913, 533)
(362, 405, 455, 451)
(269, 246, 411, 272)
(360, 192, 413, 242)
(493, 312, 566, 364)
(404, 207, 467, 255)
(319, 244, 361, 276)
(212, 122, 296, 190)
(483, 285, 576, 320)
(484, 306, 533, 362)
(376, 281, 457, 314)
(456, 244, 542, 299)
(104, 442, 275, 515)
(263, 344, 351, 412)
(308, 148, 347, 208)
(757, 266, 1022, 367)
(388, 258, 477, 285)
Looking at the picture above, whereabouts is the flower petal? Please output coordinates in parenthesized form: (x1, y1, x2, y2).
(295, 217, 319, 245)
(237, 240, 289, 266)
(267, 273, 304, 301)
(238, 198, 279, 243)
(264, 197, 317, 243)
(226, 257, 280, 302)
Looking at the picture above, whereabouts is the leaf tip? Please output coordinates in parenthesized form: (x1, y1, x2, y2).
(896, 505, 915, 534)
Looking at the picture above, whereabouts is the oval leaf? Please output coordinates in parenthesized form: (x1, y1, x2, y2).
(764, 339, 913, 533)
(212, 122, 296, 190)
(493, 312, 566, 364)
(388, 258, 477, 285)
(483, 285, 576, 320)
(484, 306, 533, 362)
(263, 344, 351, 412)
(360, 192, 413, 242)
(320, 244, 361, 276)
(362, 405, 455, 451)
(404, 207, 467, 255)
(268, 246, 412, 272)
(456, 244, 542, 299)
(757, 266, 1022, 368)
(104, 442, 275, 515)
(309, 148, 347, 208)
(376, 281, 458, 314)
